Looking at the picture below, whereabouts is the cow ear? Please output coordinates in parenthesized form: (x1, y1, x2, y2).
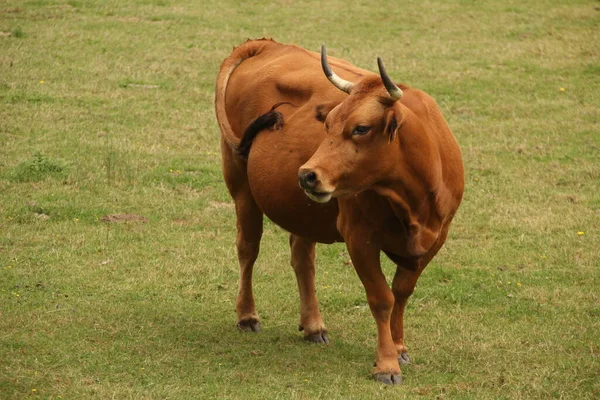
(384, 108, 401, 143)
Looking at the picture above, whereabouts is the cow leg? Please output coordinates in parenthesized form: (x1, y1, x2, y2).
(289, 234, 328, 343)
(233, 193, 263, 332)
(221, 138, 264, 333)
(390, 265, 423, 365)
(347, 240, 402, 385)
(391, 229, 448, 363)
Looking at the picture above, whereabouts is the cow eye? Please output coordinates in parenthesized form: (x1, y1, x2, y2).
(352, 125, 370, 136)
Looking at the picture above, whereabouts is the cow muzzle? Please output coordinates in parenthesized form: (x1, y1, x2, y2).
(298, 168, 333, 203)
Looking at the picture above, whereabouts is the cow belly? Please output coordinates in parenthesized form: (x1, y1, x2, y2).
(247, 128, 341, 244)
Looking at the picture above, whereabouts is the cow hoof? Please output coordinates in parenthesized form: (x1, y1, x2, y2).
(304, 330, 329, 344)
(398, 352, 411, 365)
(373, 373, 403, 385)
(237, 318, 261, 333)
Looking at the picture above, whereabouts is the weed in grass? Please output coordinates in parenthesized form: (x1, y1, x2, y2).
(10, 152, 66, 182)
(11, 26, 25, 38)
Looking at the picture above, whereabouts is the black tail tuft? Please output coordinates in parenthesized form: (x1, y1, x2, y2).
(236, 102, 294, 158)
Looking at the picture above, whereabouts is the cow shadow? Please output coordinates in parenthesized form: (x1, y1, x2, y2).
(147, 308, 382, 384)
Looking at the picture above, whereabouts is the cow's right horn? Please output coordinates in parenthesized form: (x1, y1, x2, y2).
(321, 44, 354, 94)
(377, 57, 403, 101)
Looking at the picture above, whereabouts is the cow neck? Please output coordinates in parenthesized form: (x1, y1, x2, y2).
(373, 112, 445, 257)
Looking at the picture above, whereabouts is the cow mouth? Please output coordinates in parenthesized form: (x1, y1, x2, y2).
(304, 190, 333, 203)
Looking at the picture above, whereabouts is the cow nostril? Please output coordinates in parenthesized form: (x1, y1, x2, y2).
(305, 171, 317, 184)
(299, 170, 318, 189)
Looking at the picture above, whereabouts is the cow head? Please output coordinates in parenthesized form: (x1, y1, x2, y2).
(298, 45, 406, 203)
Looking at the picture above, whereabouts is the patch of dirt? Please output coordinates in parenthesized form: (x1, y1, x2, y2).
(101, 214, 148, 223)
(2, 8, 24, 14)
(123, 83, 160, 89)
(209, 201, 234, 210)
(34, 212, 50, 220)
(115, 16, 145, 23)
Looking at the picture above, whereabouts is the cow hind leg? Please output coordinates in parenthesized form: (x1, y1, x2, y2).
(289, 234, 328, 343)
(233, 192, 263, 332)
(221, 136, 264, 332)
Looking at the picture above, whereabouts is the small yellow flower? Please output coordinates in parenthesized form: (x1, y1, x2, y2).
(517, 282, 522, 287)
(31, 388, 37, 392)
(75, 218, 79, 222)
(40, 80, 45, 84)
(577, 231, 584, 236)
(559, 87, 565, 92)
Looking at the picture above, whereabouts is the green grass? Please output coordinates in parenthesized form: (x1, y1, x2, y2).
(1, 0, 599, 398)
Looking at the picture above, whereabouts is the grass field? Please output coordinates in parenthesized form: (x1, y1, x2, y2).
(1, 0, 599, 398)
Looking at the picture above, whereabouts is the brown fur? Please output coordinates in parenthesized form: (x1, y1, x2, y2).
(215, 39, 464, 383)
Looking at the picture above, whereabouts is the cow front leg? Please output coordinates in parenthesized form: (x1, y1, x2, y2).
(390, 264, 423, 365)
(391, 233, 444, 364)
(347, 240, 402, 384)
(233, 193, 263, 332)
(289, 234, 328, 343)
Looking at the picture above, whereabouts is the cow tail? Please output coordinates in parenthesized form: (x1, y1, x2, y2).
(215, 39, 275, 151)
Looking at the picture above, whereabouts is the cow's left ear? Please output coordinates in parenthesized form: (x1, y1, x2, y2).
(384, 108, 401, 143)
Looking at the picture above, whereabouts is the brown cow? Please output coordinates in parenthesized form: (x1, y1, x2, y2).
(215, 38, 464, 384)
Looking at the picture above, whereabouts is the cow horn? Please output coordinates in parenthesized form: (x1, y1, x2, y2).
(321, 44, 354, 94)
(377, 57, 403, 101)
